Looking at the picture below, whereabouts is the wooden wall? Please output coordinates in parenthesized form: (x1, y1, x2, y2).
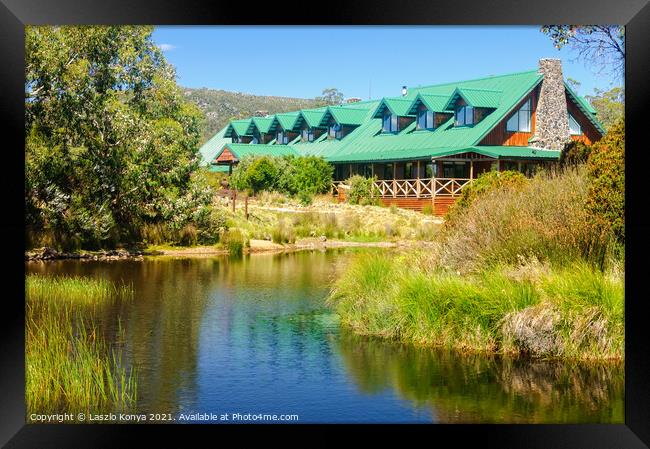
(216, 148, 236, 163)
(480, 85, 602, 147)
(567, 94, 602, 145)
(480, 86, 539, 146)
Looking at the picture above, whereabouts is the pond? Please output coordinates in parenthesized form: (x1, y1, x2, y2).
(26, 250, 624, 424)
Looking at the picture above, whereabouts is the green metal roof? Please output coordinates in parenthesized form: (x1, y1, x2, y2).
(224, 119, 252, 138)
(199, 68, 602, 167)
(269, 112, 300, 133)
(296, 108, 328, 129)
(407, 93, 450, 115)
(318, 105, 372, 126)
(199, 126, 231, 166)
(208, 164, 231, 173)
(443, 87, 503, 110)
(371, 98, 415, 118)
(246, 116, 274, 135)
(215, 143, 299, 162)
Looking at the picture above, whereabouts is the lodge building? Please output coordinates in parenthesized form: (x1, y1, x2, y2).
(199, 59, 604, 214)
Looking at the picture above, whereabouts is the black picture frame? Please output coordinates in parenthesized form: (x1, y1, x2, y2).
(2, 1, 649, 447)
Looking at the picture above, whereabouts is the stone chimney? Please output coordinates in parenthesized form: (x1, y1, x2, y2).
(529, 59, 571, 151)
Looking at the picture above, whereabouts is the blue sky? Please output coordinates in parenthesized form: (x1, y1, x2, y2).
(151, 26, 622, 100)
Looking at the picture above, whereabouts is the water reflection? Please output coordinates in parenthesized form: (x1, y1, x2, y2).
(26, 250, 623, 423)
(337, 331, 624, 423)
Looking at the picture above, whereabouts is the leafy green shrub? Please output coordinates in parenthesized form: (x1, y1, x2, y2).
(421, 204, 433, 215)
(288, 156, 334, 196)
(445, 170, 527, 226)
(230, 155, 333, 201)
(586, 119, 624, 246)
(346, 175, 380, 205)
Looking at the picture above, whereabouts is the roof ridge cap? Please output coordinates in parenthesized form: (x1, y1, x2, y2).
(413, 69, 540, 91)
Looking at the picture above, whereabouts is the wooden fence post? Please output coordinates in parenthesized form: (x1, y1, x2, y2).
(232, 190, 236, 213)
(244, 195, 249, 220)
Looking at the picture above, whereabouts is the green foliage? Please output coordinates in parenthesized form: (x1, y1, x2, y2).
(586, 119, 625, 246)
(346, 175, 381, 206)
(329, 253, 624, 360)
(314, 87, 344, 106)
(560, 140, 592, 168)
(421, 204, 434, 216)
(585, 87, 625, 134)
(182, 87, 321, 143)
(222, 228, 248, 256)
(26, 275, 136, 416)
(230, 155, 333, 199)
(445, 170, 527, 227)
(25, 26, 210, 250)
(440, 168, 615, 271)
(271, 219, 296, 244)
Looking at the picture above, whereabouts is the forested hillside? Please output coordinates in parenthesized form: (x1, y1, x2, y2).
(182, 88, 323, 142)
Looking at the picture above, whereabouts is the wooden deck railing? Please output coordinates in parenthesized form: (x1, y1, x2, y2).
(333, 178, 472, 199)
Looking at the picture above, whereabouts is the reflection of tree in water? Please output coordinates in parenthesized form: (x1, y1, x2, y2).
(336, 330, 623, 423)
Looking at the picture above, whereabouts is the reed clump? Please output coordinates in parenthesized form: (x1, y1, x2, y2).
(26, 275, 137, 419)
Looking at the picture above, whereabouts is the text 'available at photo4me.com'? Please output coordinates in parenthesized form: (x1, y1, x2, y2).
(29, 412, 301, 423)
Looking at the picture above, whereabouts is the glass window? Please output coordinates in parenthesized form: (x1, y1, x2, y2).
(455, 106, 474, 126)
(442, 162, 468, 178)
(308, 128, 314, 141)
(329, 123, 341, 138)
(405, 162, 415, 179)
(506, 99, 532, 132)
(569, 113, 582, 135)
(301, 128, 308, 141)
(276, 131, 284, 144)
(383, 111, 398, 133)
(417, 110, 435, 130)
(251, 135, 259, 144)
(425, 163, 436, 178)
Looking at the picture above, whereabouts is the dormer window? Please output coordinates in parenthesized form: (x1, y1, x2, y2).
(506, 99, 532, 132)
(276, 131, 288, 144)
(301, 127, 314, 142)
(329, 123, 342, 139)
(417, 109, 434, 130)
(568, 113, 582, 135)
(232, 134, 242, 143)
(382, 112, 398, 133)
(455, 105, 474, 127)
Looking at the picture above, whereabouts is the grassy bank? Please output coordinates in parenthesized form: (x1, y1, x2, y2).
(328, 252, 623, 361)
(328, 167, 624, 361)
(26, 275, 137, 418)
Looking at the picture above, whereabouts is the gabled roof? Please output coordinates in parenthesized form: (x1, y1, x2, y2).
(224, 119, 252, 138)
(245, 116, 274, 135)
(318, 106, 371, 126)
(215, 143, 298, 162)
(200, 68, 601, 167)
(406, 93, 450, 115)
(564, 82, 605, 134)
(371, 98, 415, 118)
(443, 87, 503, 111)
(296, 108, 328, 129)
(269, 112, 300, 133)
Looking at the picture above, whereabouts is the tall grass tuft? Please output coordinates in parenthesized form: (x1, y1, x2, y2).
(25, 275, 137, 418)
